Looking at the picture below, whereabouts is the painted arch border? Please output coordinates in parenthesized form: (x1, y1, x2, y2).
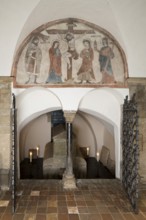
(12, 17, 129, 88)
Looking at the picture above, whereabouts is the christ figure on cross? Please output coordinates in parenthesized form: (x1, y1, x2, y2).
(45, 19, 95, 82)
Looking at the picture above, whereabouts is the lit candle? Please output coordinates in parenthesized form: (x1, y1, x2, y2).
(87, 147, 89, 156)
(36, 146, 39, 157)
(96, 152, 99, 161)
(29, 151, 32, 163)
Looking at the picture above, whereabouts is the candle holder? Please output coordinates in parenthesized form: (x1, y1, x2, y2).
(96, 152, 100, 161)
(36, 146, 39, 158)
(87, 147, 89, 157)
(29, 151, 32, 163)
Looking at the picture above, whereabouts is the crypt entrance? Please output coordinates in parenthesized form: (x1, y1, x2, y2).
(16, 87, 123, 181)
(19, 109, 115, 180)
(11, 87, 137, 213)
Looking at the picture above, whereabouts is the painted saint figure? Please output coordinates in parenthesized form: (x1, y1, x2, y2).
(77, 39, 95, 83)
(46, 40, 62, 83)
(25, 36, 42, 84)
(94, 37, 115, 83)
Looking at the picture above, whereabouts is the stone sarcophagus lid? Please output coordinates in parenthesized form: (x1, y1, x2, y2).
(43, 131, 86, 178)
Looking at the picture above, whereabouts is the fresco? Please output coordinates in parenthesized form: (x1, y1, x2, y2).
(13, 18, 128, 87)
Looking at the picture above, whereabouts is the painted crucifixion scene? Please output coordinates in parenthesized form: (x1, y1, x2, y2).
(14, 18, 127, 87)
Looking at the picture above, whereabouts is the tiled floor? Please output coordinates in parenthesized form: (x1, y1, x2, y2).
(0, 179, 146, 220)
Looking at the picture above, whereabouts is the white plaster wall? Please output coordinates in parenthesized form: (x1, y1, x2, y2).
(109, 0, 146, 76)
(73, 112, 115, 159)
(20, 113, 51, 159)
(16, 87, 62, 130)
(73, 113, 97, 157)
(83, 113, 115, 160)
(103, 128, 115, 160)
(0, 0, 146, 77)
(0, 0, 40, 75)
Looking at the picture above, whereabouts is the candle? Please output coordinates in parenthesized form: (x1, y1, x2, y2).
(87, 147, 89, 156)
(29, 151, 32, 163)
(36, 146, 39, 157)
(96, 152, 99, 161)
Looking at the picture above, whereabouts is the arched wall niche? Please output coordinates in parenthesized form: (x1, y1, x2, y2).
(12, 18, 128, 88)
(78, 87, 125, 178)
(73, 111, 115, 160)
(16, 87, 128, 179)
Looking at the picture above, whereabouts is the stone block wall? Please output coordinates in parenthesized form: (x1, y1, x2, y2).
(0, 77, 12, 189)
(128, 78, 146, 182)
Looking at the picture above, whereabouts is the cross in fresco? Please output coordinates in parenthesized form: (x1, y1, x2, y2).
(46, 18, 95, 80)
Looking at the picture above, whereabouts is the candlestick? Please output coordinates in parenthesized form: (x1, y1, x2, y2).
(29, 151, 32, 163)
(36, 146, 39, 157)
(96, 152, 99, 161)
(87, 147, 89, 156)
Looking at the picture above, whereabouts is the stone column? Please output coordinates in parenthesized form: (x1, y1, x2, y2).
(63, 111, 77, 189)
(0, 77, 12, 190)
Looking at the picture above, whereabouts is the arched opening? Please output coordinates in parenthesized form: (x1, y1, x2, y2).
(78, 87, 125, 178)
(17, 87, 126, 180)
(16, 87, 62, 178)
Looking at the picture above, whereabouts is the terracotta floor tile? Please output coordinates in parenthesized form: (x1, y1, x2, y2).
(122, 213, 138, 220)
(76, 201, 86, 206)
(133, 212, 146, 220)
(68, 207, 78, 214)
(25, 206, 37, 214)
(87, 206, 98, 214)
(78, 206, 88, 213)
(0, 179, 146, 220)
(48, 195, 57, 201)
(86, 201, 96, 206)
(47, 201, 57, 207)
(16, 206, 26, 213)
(78, 214, 89, 220)
(74, 196, 84, 201)
(47, 207, 58, 213)
(58, 206, 68, 213)
(46, 213, 58, 220)
(0, 201, 9, 207)
(139, 206, 146, 212)
(38, 200, 47, 207)
(37, 207, 47, 213)
(101, 213, 114, 220)
(108, 206, 120, 213)
(67, 201, 76, 206)
(68, 214, 79, 220)
(111, 213, 125, 220)
(35, 214, 46, 220)
(88, 214, 102, 220)
(66, 195, 74, 201)
(58, 200, 67, 206)
(58, 213, 69, 220)
(97, 206, 110, 214)
(57, 195, 66, 201)
(1, 213, 13, 220)
(12, 213, 24, 220)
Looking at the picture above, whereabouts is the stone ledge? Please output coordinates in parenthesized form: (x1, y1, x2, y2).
(127, 77, 146, 85)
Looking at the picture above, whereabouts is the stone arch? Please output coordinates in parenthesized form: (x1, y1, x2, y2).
(78, 87, 125, 178)
(16, 87, 62, 177)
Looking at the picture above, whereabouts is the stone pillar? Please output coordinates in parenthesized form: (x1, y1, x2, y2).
(63, 111, 77, 189)
(0, 77, 12, 190)
(127, 77, 146, 182)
